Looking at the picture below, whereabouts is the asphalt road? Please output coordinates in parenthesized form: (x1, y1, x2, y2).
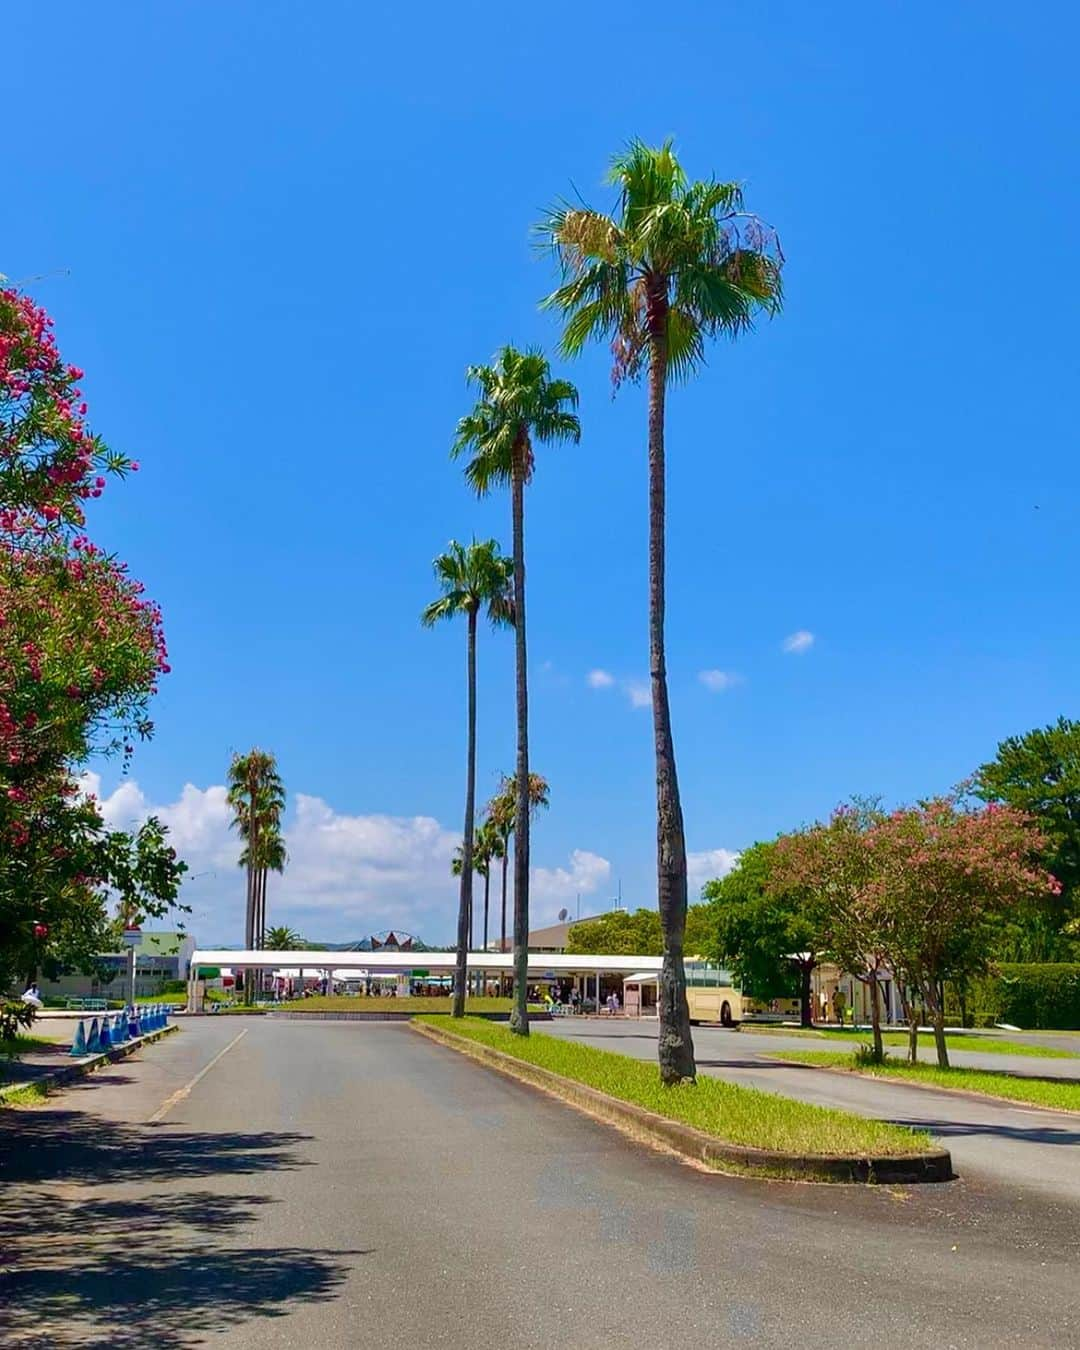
(2, 1017, 1078, 1349)
(534, 1019, 1080, 1204)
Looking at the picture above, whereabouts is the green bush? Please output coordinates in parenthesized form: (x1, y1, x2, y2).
(0, 1000, 36, 1042)
(948, 964, 1080, 1029)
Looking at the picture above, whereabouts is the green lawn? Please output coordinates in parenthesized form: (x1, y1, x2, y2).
(0, 1080, 49, 1107)
(282, 995, 541, 1014)
(739, 1025, 1076, 1058)
(771, 1050, 1080, 1112)
(418, 1016, 934, 1159)
(0, 1034, 54, 1059)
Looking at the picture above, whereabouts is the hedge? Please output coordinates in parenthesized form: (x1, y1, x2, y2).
(947, 964, 1080, 1030)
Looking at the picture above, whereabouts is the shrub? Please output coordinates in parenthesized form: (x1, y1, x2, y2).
(948, 964, 1080, 1029)
(0, 1000, 36, 1042)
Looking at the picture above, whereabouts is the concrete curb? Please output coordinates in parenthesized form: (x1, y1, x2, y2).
(413, 1021, 952, 1184)
(0, 1023, 179, 1106)
(765, 1053, 1080, 1116)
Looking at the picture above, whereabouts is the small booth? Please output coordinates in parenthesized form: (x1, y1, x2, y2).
(623, 971, 659, 1018)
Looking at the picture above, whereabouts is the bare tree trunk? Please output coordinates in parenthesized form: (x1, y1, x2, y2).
(647, 303, 695, 1084)
(799, 961, 814, 1028)
(928, 981, 950, 1069)
(868, 968, 884, 1063)
(509, 454, 530, 1036)
(453, 609, 478, 1018)
(899, 985, 919, 1064)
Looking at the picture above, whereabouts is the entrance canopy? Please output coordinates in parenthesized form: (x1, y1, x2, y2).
(190, 949, 663, 978)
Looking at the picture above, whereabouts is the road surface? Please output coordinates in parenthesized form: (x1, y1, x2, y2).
(535, 1019, 1080, 1204)
(1, 1017, 1077, 1348)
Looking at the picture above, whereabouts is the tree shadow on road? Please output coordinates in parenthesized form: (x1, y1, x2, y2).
(0, 1106, 366, 1348)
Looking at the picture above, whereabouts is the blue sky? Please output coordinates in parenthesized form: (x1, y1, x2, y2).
(7, 2, 1078, 943)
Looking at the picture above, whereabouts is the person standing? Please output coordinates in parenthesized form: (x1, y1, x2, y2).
(833, 986, 847, 1026)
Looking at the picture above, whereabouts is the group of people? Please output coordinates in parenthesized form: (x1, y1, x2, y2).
(542, 986, 622, 1016)
(817, 986, 847, 1025)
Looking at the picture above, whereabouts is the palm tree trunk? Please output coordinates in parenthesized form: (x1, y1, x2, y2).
(647, 302, 695, 1084)
(481, 865, 491, 997)
(453, 608, 478, 1018)
(243, 861, 255, 1005)
(245, 790, 259, 1004)
(509, 452, 530, 1036)
(500, 848, 509, 953)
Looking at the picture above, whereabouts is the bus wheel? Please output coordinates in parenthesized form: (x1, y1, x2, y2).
(720, 1001, 733, 1027)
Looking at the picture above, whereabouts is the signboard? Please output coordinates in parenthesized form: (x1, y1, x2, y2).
(411, 969, 430, 979)
(122, 928, 142, 948)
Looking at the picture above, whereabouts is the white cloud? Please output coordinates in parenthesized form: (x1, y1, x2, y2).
(586, 668, 615, 689)
(687, 848, 740, 894)
(82, 773, 610, 949)
(534, 853, 612, 907)
(622, 679, 652, 709)
(781, 630, 815, 654)
(698, 669, 743, 693)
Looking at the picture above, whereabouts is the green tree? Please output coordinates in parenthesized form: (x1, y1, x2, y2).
(701, 842, 822, 1027)
(567, 908, 662, 956)
(0, 786, 187, 995)
(974, 717, 1080, 958)
(423, 539, 514, 1016)
(540, 141, 782, 1083)
(453, 351, 579, 1034)
(227, 749, 285, 1001)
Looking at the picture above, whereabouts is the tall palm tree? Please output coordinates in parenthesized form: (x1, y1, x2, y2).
(540, 141, 782, 1082)
(453, 350, 579, 1035)
(422, 539, 514, 1017)
(488, 772, 550, 976)
(241, 830, 287, 950)
(227, 749, 286, 1001)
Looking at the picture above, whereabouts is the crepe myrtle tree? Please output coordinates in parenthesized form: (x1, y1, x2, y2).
(861, 794, 1058, 1067)
(770, 803, 891, 1062)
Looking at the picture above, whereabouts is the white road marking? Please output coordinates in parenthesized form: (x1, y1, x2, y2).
(147, 1028, 248, 1123)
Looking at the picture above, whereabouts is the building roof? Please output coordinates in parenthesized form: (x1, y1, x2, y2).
(102, 931, 190, 958)
(491, 915, 609, 953)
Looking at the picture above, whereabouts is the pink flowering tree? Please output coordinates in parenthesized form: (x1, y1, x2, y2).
(770, 801, 893, 1061)
(863, 795, 1057, 1067)
(0, 287, 177, 990)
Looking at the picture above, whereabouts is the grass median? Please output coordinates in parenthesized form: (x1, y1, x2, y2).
(772, 1050, 1080, 1112)
(738, 1026, 1077, 1058)
(418, 1016, 933, 1159)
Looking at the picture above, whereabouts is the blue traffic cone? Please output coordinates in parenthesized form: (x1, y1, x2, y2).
(162, 1005, 169, 1026)
(99, 1017, 112, 1050)
(69, 1020, 87, 1057)
(117, 1013, 128, 1042)
(86, 1018, 101, 1054)
(128, 1007, 141, 1039)
(148, 1005, 157, 1030)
